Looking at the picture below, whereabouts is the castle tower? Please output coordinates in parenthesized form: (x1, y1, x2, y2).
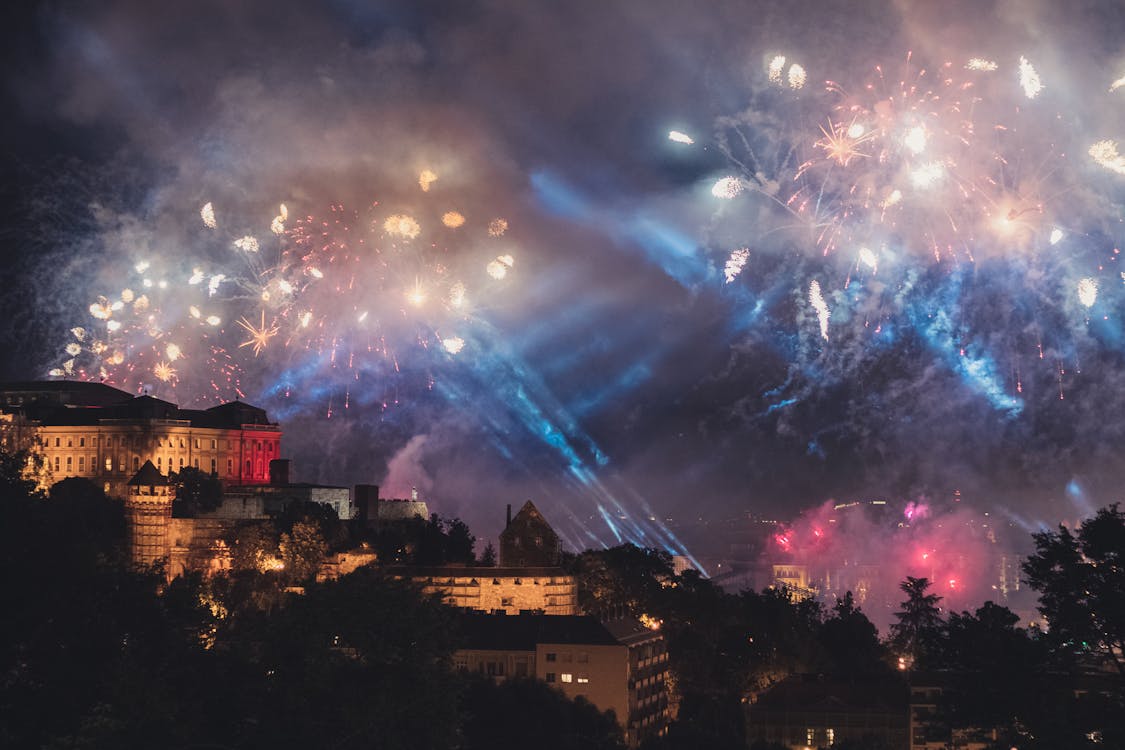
(125, 460, 173, 569)
(499, 500, 561, 567)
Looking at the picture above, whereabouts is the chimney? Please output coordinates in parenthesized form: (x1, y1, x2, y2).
(506, 503, 512, 528)
(269, 458, 290, 486)
(354, 484, 379, 523)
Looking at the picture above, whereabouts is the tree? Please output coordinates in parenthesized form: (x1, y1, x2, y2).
(570, 545, 674, 616)
(169, 465, 223, 516)
(817, 591, 889, 678)
(279, 520, 327, 582)
(478, 540, 497, 567)
(888, 577, 944, 669)
(935, 601, 1078, 749)
(459, 676, 625, 750)
(1023, 505, 1125, 679)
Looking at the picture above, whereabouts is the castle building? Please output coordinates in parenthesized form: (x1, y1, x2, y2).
(388, 501, 577, 615)
(455, 614, 670, 747)
(499, 500, 560, 567)
(0, 381, 281, 498)
(388, 566, 578, 615)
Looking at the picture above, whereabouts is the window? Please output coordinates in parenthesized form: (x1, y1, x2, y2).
(211, 439, 217, 450)
(194, 438, 200, 449)
(245, 460, 251, 476)
(545, 673, 556, 683)
(807, 729, 815, 746)
(210, 458, 217, 473)
(106, 437, 113, 448)
(546, 653, 557, 662)
(66, 456, 72, 471)
(118, 457, 125, 472)
(179, 457, 185, 468)
(67, 438, 73, 447)
(78, 456, 85, 472)
(576, 675, 589, 684)
(133, 456, 140, 470)
(79, 437, 85, 447)
(157, 456, 162, 468)
(54, 456, 60, 471)
(55, 437, 60, 447)
(194, 458, 200, 468)
(179, 438, 185, 448)
(827, 728, 835, 746)
(227, 459, 233, 475)
(560, 673, 573, 683)
(105, 457, 113, 471)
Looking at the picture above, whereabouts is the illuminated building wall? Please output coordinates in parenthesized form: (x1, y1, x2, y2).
(124, 460, 173, 568)
(0, 382, 281, 498)
(455, 615, 670, 746)
(389, 567, 578, 615)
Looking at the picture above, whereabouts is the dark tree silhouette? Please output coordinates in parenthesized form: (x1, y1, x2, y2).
(168, 465, 223, 516)
(478, 540, 497, 567)
(1023, 504, 1125, 679)
(888, 576, 944, 669)
(459, 676, 625, 750)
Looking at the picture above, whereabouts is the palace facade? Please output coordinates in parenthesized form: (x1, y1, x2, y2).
(0, 381, 281, 498)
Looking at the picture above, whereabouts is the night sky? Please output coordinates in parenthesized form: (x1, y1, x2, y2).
(3, 1, 1125, 556)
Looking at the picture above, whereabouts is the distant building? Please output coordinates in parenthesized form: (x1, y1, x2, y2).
(388, 566, 577, 615)
(0, 381, 281, 498)
(746, 674, 909, 750)
(499, 500, 560, 567)
(354, 483, 429, 525)
(455, 614, 670, 746)
(213, 459, 353, 520)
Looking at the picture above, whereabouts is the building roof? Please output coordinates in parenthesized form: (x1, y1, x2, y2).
(751, 674, 907, 714)
(0, 381, 134, 408)
(0, 381, 278, 430)
(458, 614, 625, 651)
(127, 460, 169, 487)
(389, 566, 572, 579)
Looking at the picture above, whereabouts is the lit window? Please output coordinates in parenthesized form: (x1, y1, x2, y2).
(807, 728, 815, 746)
(105, 458, 113, 471)
(576, 675, 589, 684)
(561, 673, 573, 683)
(827, 728, 835, 746)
